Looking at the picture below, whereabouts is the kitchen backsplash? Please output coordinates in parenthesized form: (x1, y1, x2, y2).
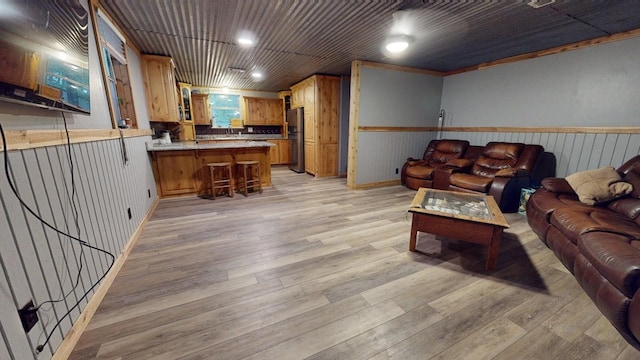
(195, 125, 282, 135)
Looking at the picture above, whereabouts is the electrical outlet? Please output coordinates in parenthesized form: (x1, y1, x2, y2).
(18, 300, 38, 332)
(395, 168, 399, 174)
(127, 208, 132, 220)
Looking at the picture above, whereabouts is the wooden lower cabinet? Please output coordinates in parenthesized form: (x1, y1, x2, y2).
(279, 140, 292, 164)
(152, 151, 198, 196)
(267, 139, 292, 165)
(304, 142, 315, 175)
(269, 142, 279, 164)
(151, 146, 272, 198)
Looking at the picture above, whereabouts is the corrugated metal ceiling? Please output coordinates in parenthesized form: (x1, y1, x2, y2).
(99, 0, 640, 91)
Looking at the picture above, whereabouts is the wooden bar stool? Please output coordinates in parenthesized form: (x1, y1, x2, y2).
(236, 160, 262, 196)
(207, 162, 234, 199)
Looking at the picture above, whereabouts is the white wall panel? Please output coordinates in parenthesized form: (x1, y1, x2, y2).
(356, 132, 436, 185)
(358, 66, 443, 127)
(441, 36, 640, 127)
(0, 136, 155, 359)
(441, 130, 640, 178)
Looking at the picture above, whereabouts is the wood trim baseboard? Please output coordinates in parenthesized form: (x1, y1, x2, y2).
(51, 196, 160, 359)
(358, 126, 437, 132)
(352, 179, 401, 189)
(356, 126, 640, 134)
(442, 126, 640, 134)
(1, 129, 152, 151)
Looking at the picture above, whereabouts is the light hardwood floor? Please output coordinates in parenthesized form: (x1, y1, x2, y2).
(68, 167, 639, 359)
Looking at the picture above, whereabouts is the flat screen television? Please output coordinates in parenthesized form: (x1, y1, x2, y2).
(0, 0, 90, 114)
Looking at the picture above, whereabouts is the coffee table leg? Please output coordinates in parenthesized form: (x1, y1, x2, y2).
(485, 227, 503, 270)
(409, 213, 418, 251)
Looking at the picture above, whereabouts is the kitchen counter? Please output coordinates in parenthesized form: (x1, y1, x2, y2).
(147, 141, 273, 198)
(146, 140, 275, 151)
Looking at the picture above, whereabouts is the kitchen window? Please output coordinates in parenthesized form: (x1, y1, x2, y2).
(209, 93, 240, 128)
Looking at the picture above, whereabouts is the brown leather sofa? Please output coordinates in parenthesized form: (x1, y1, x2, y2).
(526, 155, 640, 350)
(436, 142, 545, 213)
(401, 139, 469, 190)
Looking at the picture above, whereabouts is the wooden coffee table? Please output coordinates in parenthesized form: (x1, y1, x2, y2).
(408, 188, 509, 270)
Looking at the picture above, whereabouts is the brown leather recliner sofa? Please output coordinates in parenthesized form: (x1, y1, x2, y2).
(526, 155, 640, 350)
(434, 142, 547, 213)
(403, 140, 552, 213)
(401, 139, 470, 190)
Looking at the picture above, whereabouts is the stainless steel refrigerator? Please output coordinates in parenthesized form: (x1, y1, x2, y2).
(287, 108, 304, 173)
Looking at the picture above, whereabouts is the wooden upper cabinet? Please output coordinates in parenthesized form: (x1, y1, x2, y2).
(192, 94, 211, 125)
(177, 82, 193, 122)
(290, 84, 304, 109)
(141, 55, 179, 122)
(244, 97, 283, 125)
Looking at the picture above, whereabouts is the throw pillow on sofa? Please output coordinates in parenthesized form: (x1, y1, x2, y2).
(565, 166, 633, 205)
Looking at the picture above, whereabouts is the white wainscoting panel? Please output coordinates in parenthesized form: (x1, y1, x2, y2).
(0, 136, 156, 359)
(356, 131, 436, 185)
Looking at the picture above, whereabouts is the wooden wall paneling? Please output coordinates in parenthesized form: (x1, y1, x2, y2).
(347, 61, 362, 189)
(0, 136, 157, 358)
(0, 317, 13, 359)
(565, 134, 587, 175)
(70, 144, 107, 277)
(21, 148, 84, 351)
(39, 146, 85, 336)
(79, 142, 117, 257)
(610, 134, 630, 168)
(623, 135, 640, 162)
(48, 144, 94, 317)
(97, 141, 126, 248)
(318, 144, 338, 177)
(1, 151, 57, 358)
(0, 263, 32, 359)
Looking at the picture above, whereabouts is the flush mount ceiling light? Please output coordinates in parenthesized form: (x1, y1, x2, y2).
(237, 37, 254, 46)
(237, 30, 256, 47)
(385, 34, 412, 53)
(251, 71, 263, 80)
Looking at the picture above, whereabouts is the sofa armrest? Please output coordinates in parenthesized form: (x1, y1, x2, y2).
(447, 158, 474, 169)
(541, 177, 576, 194)
(406, 158, 426, 167)
(495, 168, 528, 177)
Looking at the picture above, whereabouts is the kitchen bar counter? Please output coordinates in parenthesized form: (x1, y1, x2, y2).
(146, 140, 275, 151)
(147, 141, 273, 198)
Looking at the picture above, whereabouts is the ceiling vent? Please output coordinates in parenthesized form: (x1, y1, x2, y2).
(527, 0, 555, 8)
(227, 67, 246, 73)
